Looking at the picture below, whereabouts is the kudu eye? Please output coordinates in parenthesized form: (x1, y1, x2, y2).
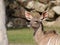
(35, 21, 38, 22)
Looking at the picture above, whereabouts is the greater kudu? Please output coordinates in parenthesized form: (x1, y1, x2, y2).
(25, 11, 60, 45)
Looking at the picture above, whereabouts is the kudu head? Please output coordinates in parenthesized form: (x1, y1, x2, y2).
(25, 11, 48, 30)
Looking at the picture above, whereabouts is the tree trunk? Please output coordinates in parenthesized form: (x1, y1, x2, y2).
(0, 0, 8, 45)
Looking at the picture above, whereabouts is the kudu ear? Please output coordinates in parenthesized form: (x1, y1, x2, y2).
(40, 11, 48, 21)
(25, 11, 33, 20)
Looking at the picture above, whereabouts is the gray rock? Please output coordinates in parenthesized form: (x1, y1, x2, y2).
(47, 9, 55, 18)
(34, 1, 47, 12)
(52, 6, 60, 15)
(26, 1, 47, 12)
(43, 16, 60, 27)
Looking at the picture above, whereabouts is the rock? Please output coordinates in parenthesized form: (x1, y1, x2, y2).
(26, 1, 47, 12)
(26, 1, 34, 9)
(43, 16, 60, 27)
(52, 6, 60, 15)
(17, 0, 27, 2)
(25, 10, 41, 20)
(56, 0, 60, 5)
(43, 21, 55, 27)
(13, 6, 26, 18)
(48, 9, 55, 18)
(34, 1, 47, 12)
(16, 0, 33, 7)
(38, 0, 50, 4)
(7, 21, 13, 28)
(30, 10, 41, 18)
(12, 18, 27, 28)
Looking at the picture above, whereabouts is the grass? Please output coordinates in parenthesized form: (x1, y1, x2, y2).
(7, 27, 60, 45)
(7, 28, 35, 45)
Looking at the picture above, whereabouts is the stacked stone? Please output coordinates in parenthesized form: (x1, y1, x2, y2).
(5, 0, 60, 27)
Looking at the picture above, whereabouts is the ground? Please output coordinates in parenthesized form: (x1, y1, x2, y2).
(7, 27, 60, 45)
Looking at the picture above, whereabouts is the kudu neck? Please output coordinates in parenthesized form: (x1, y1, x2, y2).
(33, 22, 44, 36)
(33, 22, 44, 44)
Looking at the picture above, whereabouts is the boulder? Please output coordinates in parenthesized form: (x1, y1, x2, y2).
(52, 6, 60, 15)
(26, 1, 34, 9)
(26, 1, 47, 12)
(48, 9, 55, 18)
(38, 0, 50, 4)
(34, 1, 47, 12)
(43, 16, 60, 27)
(56, 0, 60, 5)
(30, 10, 41, 18)
(25, 10, 41, 19)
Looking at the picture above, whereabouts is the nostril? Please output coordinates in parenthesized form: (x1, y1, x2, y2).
(35, 21, 38, 22)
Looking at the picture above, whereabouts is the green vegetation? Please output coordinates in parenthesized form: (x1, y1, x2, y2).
(7, 27, 60, 45)
(7, 28, 35, 45)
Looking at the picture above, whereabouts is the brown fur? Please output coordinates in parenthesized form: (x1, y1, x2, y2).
(30, 17, 60, 45)
(44, 30, 57, 34)
(25, 10, 60, 45)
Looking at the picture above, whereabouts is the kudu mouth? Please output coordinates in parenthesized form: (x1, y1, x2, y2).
(32, 22, 43, 36)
